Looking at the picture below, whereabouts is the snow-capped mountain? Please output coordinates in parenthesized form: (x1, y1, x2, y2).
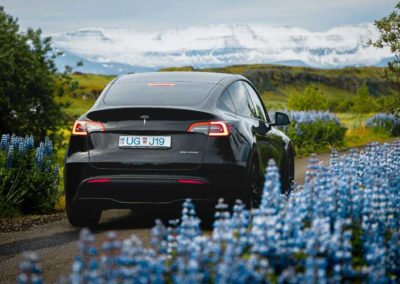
(51, 23, 391, 74)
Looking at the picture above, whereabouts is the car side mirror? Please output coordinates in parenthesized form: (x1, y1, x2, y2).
(274, 112, 290, 126)
(255, 120, 270, 134)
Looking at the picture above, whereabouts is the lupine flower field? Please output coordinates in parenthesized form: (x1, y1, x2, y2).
(17, 140, 400, 283)
(0, 134, 59, 216)
(366, 113, 400, 137)
(269, 110, 347, 155)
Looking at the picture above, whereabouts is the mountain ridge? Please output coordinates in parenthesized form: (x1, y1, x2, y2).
(51, 23, 392, 75)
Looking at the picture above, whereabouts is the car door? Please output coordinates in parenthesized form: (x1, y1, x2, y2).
(243, 81, 285, 173)
(227, 80, 271, 172)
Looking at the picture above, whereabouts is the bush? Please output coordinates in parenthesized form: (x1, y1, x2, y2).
(366, 113, 400, 137)
(0, 134, 60, 216)
(287, 87, 328, 111)
(0, 7, 82, 146)
(351, 82, 377, 113)
(20, 141, 400, 283)
(288, 83, 380, 114)
(270, 110, 347, 155)
(327, 97, 354, 112)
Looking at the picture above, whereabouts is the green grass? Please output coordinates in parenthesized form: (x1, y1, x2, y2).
(70, 73, 115, 93)
(336, 113, 373, 129)
(335, 113, 394, 148)
(345, 127, 394, 148)
(57, 96, 96, 117)
(56, 74, 115, 118)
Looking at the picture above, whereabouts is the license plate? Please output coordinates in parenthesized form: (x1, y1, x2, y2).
(119, 136, 171, 148)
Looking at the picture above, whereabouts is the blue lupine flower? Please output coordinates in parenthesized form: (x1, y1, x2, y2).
(53, 164, 59, 176)
(17, 252, 43, 284)
(1, 134, 9, 152)
(6, 144, 14, 168)
(43, 137, 53, 156)
(366, 113, 400, 131)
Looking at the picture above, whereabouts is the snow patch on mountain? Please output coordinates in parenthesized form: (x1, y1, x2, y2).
(51, 23, 391, 74)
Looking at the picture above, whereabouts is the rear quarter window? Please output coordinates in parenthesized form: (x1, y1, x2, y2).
(218, 90, 236, 113)
(227, 81, 257, 117)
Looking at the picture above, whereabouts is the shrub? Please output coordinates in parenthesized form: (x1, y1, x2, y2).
(366, 113, 400, 137)
(287, 87, 328, 111)
(351, 82, 377, 113)
(327, 97, 354, 112)
(19, 141, 400, 283)
(0, 7, 83, 146)
(269, 109, 347, 155)
(0, 134, 59, 216)
(288, 83, 380, 114)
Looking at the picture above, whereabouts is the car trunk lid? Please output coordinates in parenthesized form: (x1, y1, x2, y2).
(86, 108, 213, 170)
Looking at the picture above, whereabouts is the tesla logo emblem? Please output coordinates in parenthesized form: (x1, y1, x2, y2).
(140, 115, 149, 125)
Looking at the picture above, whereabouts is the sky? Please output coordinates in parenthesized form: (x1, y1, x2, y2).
(1, 0, 396, 34)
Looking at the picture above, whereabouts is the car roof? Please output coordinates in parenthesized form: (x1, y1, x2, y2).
(116, 71, 237, 85)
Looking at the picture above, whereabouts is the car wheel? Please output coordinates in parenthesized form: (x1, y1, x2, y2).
(245, 153, 262, 210)
(66, 198, 101, 227)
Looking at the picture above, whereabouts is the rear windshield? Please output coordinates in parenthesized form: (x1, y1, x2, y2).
(104, 81, 216, 106)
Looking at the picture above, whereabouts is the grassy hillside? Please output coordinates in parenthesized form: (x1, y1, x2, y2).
(60, 64, 395, 121)
(56, 73, 115, 118)
(63, 65, 393, 116)
(160, 65, 394, 109)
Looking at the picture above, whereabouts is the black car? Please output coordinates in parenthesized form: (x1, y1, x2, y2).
(64, 72, 294, 227)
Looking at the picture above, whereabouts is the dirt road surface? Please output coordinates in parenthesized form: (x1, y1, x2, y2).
(0, 152, 332, 283)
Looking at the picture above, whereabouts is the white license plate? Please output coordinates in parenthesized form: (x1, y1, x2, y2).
(119, 136, 171, 148)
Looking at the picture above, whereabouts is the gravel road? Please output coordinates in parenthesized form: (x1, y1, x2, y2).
(0, 152, 332, 283)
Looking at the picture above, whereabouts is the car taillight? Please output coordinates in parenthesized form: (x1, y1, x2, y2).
(72, 121, 105, 136)
(187, 121, 230, 136)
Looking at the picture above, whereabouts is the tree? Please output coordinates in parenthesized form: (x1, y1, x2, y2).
(0, 7, 70, 145)
(368, 2, 400, 118)
(351, 82, 376, 113)
(287, 87, 328, 111)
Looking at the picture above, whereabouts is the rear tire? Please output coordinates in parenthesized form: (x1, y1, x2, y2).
(282, 146, 295, 194)
(66, 198, 101, 227)
(245, 152, 263, 210)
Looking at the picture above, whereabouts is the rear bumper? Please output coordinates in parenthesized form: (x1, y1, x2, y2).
(75, 175, 212, 207)
(66, 165, 246, 210)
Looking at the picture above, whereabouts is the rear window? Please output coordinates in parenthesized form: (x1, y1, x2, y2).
(104, 81, 216, 106)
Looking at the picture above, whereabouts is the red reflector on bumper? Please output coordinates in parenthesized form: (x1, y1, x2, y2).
(178, 179, 206, 184)
(87, 179, 110, 183)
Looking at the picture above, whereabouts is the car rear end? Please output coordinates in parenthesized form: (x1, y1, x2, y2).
(64, 74, 245, 221)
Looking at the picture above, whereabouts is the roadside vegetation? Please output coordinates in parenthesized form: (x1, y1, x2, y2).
(0, 134, 60, 217)
(269, 110, 346, 156)
(0, 7, 75, 217)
